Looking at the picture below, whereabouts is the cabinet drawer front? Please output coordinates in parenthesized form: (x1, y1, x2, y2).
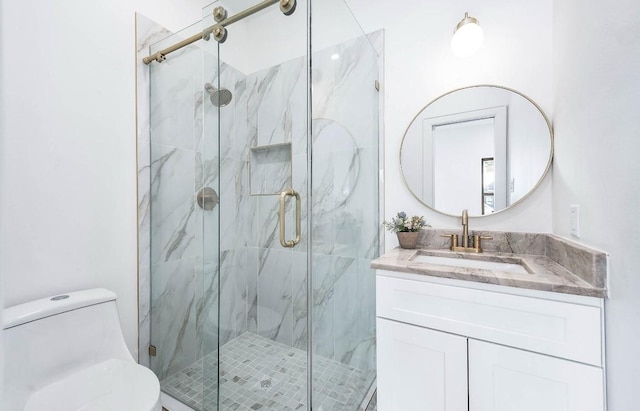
(377, 275, 602, 365)
(469, 340, 604, 411)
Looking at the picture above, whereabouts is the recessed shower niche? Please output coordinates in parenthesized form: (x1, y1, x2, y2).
(249, 143, 292, 195)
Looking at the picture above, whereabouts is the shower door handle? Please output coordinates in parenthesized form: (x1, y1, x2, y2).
(279, 189, 301, 248)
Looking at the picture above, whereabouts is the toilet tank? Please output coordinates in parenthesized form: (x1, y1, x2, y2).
(2, 288, 134, 410)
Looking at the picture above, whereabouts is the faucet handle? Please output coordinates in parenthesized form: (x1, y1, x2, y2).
(472, 235, 493, 252)
(441, 234, 459, 250)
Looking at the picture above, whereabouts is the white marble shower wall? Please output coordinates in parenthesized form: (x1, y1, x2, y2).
(239, 31, 381, 371)
(201, 61, 252, 348)
(242, 54, 309, 352)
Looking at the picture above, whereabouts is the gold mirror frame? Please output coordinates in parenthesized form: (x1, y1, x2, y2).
(399, 84, 554, 217)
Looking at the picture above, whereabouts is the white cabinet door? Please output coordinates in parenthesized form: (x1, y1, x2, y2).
(468, 340, 604, 411)
(377, 318, 468, 411)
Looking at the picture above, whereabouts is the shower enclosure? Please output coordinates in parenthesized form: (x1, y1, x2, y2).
(144, 1, 380, 409)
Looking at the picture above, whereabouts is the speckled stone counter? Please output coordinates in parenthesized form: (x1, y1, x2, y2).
(371, 232, 608, 298)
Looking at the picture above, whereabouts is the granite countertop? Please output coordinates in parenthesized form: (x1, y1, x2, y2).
(371, 232, 608, 298)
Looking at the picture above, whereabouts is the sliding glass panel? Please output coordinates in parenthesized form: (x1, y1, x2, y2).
(202, 1, 309, 409)
(311, 0, 381, 409)
(148, 20, 218, 410)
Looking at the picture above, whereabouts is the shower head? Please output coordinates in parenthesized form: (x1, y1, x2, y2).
(204, 83, 233, 107)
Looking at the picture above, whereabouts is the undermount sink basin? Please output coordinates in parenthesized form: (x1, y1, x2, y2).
(410, 252, 530, 274)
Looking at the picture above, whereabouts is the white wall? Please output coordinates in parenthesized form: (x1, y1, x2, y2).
(553, 1, 640, 409)
(346, 0, 555, 248)
(0, 0, 204, 356)
(0, 1, 4, 401)
(215, 0, 370, 75)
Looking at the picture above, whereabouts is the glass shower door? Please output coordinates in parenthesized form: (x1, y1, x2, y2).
(148, 21, 220, 411)
(148, 0, 379, 409)
(201, 1, 311, 409)
(311, 1, 380, 410)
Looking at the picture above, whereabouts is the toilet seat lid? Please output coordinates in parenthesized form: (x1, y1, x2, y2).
(25, 359, 161, 411)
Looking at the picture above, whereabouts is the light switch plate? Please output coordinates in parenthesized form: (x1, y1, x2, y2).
(570, 204, 580, 238)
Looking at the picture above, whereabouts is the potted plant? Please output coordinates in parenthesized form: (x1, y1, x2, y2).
(384, 212, 430, 249)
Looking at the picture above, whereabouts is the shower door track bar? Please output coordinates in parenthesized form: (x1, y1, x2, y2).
(143, 0, 295, 64)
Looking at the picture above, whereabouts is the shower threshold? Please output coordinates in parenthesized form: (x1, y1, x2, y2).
(161, 332, 375, 411)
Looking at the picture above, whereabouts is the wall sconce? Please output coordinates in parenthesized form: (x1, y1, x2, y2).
(451, 12, 484, 58)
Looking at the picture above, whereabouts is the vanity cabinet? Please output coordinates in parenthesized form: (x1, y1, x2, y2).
(376, 271, 606, 411)
(377, 318, 468, 411)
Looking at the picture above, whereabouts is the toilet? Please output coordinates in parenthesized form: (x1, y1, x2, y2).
(2, 288, 161, 411)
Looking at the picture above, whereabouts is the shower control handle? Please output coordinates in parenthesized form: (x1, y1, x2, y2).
(279, 189, 301, 248)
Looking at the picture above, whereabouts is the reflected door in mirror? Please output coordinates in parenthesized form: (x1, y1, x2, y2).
(429, 113, 506, 215)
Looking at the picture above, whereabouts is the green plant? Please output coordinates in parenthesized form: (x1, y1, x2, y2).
(383, 212, 430, 233)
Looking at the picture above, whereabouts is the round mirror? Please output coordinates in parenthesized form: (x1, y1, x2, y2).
(400, 85, 553, 217)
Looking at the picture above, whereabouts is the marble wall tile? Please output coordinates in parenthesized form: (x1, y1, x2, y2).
(255, 195, 277, 249)
(312, 136, 361, 217)
(196, 256, 219, 357)
(292, 251, 308, 351)
(244, 74, 259, 156)
(356, 258, 377, 371)
(312, 254, 335, 360)
(333, 257, 360, 364)
(350, 146, 380, 260)
(138, 253, 151, 367)
(368, 30, 383, 56)
(150, 257, 199, 380)
(234, 78, 252, 161)
(257, 248, 294, 345)
(199, 191, 220, 263)
(150, 143, 198, 264)
(201, 63, 244, 160)
(243, 183, 259, 248)
(219, 249, 249, 345)
(312, 37, 379, 150)
(292, 152, 309, 251)
(252, 59, 306, 148)
(149, 46, 198, 151)
(219, 158, 248, 252)
(246, 246, 259, 333)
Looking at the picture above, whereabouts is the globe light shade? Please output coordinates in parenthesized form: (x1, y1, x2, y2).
(451, 12, 484, 58)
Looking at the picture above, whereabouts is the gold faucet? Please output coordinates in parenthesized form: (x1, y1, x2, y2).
(461, 209, 470, 248)
(442, 209, 492, 253)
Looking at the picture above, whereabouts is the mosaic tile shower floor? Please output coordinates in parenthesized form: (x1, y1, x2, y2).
(161, 332, 375, 411)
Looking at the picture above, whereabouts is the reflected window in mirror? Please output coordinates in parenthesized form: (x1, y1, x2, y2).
(481, 157, 495, 215)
